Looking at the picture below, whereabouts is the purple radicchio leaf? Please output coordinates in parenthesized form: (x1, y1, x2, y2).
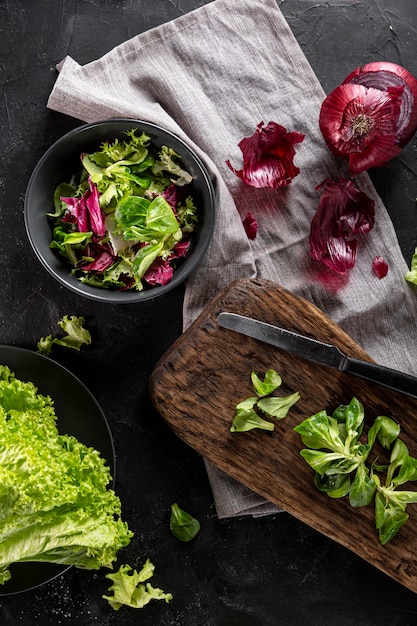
(86, 178, 106, 237)
(144, 257, 174, 286)
(60, 195, 89, 232)
(61, 179, 106, 237)
(162, 183, 188, 212)
(79, 242, 115, 272)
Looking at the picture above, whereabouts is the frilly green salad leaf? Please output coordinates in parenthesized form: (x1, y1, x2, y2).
(37, 315, 91, 355)
(49, 129, 200, 292)
(0, 365, 132, 585)
(231, 369, 300, 432)
(103, 560, 173, 611)
(405, 246, 417, 284)
(294, 397, 417, 545)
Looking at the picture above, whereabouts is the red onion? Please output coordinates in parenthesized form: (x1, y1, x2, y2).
(343, 62, 417, 147)
(319, 62, 417, 176)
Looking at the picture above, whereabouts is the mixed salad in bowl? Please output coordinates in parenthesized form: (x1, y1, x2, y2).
(49, 129, 200, 292)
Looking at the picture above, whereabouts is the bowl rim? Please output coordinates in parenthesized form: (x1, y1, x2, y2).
(24, 118, 216, 303)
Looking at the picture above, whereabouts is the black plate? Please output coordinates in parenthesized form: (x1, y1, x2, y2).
(0, 345, 115, 596)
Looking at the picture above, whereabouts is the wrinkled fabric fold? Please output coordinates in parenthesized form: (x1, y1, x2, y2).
(47, 0, 417, 518)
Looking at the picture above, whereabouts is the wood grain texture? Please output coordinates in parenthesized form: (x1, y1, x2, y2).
(149, 278, 417, 593)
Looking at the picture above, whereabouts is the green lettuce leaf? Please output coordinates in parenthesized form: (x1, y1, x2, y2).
(115, 195, 181, 243)
(0, 366, 132, 584)
(230, 405, 275, 432)
(169, 503, 200, 542)
(251, 369, 282, 397)
(103, 561, 173, 611)
(151, 146, 193, 186)
(405, 246, 417, 284)
(257, 391, 300, 419)
(37, 315, 92, 355)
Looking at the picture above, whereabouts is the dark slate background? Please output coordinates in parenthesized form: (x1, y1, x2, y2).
(0, 1, 416, 624)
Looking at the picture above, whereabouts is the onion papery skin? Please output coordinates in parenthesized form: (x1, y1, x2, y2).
(242, 212, 258, 240)
(309, 178, 375, 274)
(226, 121, 305, 188)
(343, 62, 417, 147)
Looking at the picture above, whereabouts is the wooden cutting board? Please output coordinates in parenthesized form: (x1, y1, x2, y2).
(149, 278, 417, 593)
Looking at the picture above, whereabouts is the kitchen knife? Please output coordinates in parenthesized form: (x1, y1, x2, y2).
(217, 311, 417, 400)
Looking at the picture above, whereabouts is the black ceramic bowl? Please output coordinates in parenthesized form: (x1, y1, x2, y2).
(24, 119, 215, 303)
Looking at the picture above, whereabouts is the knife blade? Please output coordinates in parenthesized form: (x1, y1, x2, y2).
(217, 311, 417, 400)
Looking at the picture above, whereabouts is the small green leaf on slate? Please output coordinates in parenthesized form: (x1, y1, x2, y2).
(169, 503, 200, 542)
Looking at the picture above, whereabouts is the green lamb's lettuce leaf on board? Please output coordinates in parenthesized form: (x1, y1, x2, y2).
(332, 396, 365, 435)
(366, 414, 400, 450)
(294, 410, 345, 451)
(299, 448, 359, 476)
(385, 439, 417, 488)
(373, 447, 417, 546)
(314, 472, 352, 499)
(348, 462, 377, 508)
(230, 369, 300, 432)
(295, 397, 417, 545)
(250, 369, 282, 397)
(257, 391, 300, 419)
(374, 490, 410, 545)
(230, 405, 275, 433)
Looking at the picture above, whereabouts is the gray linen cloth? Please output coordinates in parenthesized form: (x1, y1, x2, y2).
(47, 0, 417, 518)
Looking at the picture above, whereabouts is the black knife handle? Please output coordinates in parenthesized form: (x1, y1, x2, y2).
(343, 357, 417, 400)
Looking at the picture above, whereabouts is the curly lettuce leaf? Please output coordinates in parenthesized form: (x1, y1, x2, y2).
(405, 246, 417, 284)
(103, 561, 172, 611)
(0, 367, 132, 584)
(37, 315, 92, 356)
(152, 146, 193, 186)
